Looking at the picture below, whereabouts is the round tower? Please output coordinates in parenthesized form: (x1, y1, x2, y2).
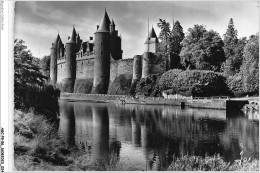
(63, 26, 77, 93)
(132, 55, 142, 81)
(65, 26, 77, 80)
(142, 52, 153, 79)
(50, 34, 60, 84)
(92, 10, 111, 94)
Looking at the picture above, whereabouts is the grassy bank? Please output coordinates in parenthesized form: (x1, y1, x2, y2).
(14, 109, 259, 171)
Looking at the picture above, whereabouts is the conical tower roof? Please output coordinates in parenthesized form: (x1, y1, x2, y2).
(145, 26, 159, 44)
(57, 37, 63, 46)
(51, 33, 61, 48)
(96, 9, 111, 33)
(67, 25, 77, 43)
(149, 26, 157, 39)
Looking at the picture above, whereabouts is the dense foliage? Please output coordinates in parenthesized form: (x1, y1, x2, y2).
(155, 17, 258, 97)
(221, 19, 247, 75)
(180, 25, 225, 71)
(157, 19, 171, 57)
(240, 34, 259, 95)
(14, 39, 60, 119)
(169, 20, 185, 55)
(159, 70, 230, 97)
(135, 74, 161, 97)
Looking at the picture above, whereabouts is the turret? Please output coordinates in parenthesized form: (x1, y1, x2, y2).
(92, 9, 111, 94)
(145, 26, 159, 53)
(132, 55, 142, 81)
(110, 19, 123, 60)
(110, 19, 115, 33)
(142, 52, 153, 79)
(142, 26, 159, 79)
(57, 37, 63, 60)
(76, 32, 82, 52)
(50, 33, 60, 84)
(64, 26, 77, 92)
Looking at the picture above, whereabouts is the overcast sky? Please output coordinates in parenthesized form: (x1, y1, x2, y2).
(14, 1, 259, 59)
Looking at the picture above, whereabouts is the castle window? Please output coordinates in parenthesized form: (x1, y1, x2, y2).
(82, 61, 83, 65)
(61, 64, 62, 68)
(101, 51, 103, 55)
(81, 52, 83, 57)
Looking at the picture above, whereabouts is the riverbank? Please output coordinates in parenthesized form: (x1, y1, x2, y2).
(60, 93, 242, 110)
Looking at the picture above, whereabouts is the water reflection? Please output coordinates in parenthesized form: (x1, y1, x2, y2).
(59, 100, 259, 170)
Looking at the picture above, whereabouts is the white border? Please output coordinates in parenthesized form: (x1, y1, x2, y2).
(1, 0, 259, 173)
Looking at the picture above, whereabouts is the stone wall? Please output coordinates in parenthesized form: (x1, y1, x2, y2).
(117, 58, 133, 76)
(57, 61, 66, 83)
(56, 53, 166, 95)
(76, 58, 94, 79)
(110, 60, 118, 83)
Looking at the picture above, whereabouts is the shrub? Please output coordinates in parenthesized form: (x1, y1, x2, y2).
(226, 74, 244, 97)
(159, 70, 230, 97)
(167, 154, 259, 171)
(14, 84, 60, 120)
(158, 69, 183, 91)
(135, 74, 161, 97)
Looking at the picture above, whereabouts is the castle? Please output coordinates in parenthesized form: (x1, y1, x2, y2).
(50, 9, 165, 95)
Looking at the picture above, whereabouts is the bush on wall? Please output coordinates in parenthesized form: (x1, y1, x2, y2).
(135, 74, 161, 97)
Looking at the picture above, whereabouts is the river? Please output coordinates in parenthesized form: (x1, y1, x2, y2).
(58, 100, 259, 170)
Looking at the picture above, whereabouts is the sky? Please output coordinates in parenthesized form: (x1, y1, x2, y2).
(14, 1, 259, 59)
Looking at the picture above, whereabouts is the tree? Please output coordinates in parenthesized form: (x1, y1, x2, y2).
(180, 25, 225, 71)
(182, 24, 207, 46)
(222, 18, 245, 76)
(157, 19, 171, 56)
(240, 34, 259, 95)
(14, 39, 47, 108)
(169, 20, 185, 55)
(223, 18, 238, 48)
(40, 55, 50, 78)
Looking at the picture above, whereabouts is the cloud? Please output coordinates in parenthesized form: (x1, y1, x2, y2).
(14, 1, 259, 59)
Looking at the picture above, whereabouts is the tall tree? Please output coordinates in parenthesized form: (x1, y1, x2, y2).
(240, 34, 259, 95)
(169, 20, 185, 55)
(223, 18, 238, 47)
(40, 55, 50, 78)
(157, 19, 171, 56)
(14, 39, 47, 108)
(222, 18, 244, 76)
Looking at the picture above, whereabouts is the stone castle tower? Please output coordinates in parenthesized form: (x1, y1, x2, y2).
(92, 10, 111, 94)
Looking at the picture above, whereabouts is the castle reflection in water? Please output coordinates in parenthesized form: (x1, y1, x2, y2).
(58, 100, 259, 170)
